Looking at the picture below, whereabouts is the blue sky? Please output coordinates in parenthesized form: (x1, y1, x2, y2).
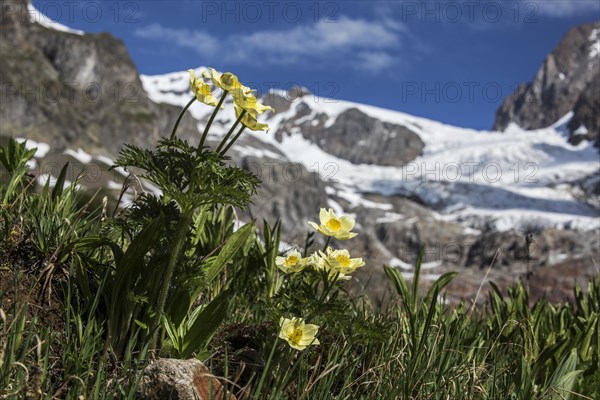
(32, 0, 600, 130)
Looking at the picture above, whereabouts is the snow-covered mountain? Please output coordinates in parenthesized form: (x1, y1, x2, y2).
(142, 69, 599, 232)
(2, 0, 598, 301)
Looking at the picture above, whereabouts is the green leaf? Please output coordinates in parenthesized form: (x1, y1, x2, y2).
(425, 271, 458, 304)
(547, 348, 581, 400)
(204, 223, 254, 284)
(0, 138, 36, 203)
(168, 288, 192, 328)
(412, 245, 425, 312)
(384, 264, 410, 309)
(180, 290, 230, 358)
(51, 162, 69, 199)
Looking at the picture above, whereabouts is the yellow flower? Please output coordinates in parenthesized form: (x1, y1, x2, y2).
(234, 103, 270, 132)
(202, 68, 244, 92)
(276, 249, 309, 274)
(311, 247, 364, 280)
(188, 69, 219, 106)
(311, 251, 350, 281)
(279, 317, 320, 351)
(202, 67, 274, 128)
(233, 86, 274, 116)
(308, 208, 357, 240)
(324, 247, 365, 274)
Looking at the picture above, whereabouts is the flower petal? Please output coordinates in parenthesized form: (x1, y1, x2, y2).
(319, 208, 329, 224)
(339, 216, 355, 232)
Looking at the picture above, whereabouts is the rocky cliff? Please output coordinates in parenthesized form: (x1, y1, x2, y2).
(494, 20, 600, 147)
(0, 0, 199, 156)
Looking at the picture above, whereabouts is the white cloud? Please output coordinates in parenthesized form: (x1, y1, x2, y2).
(527, 0, 600, 17)
(134, 23, 219, 55)
(134, 16, 408, 72)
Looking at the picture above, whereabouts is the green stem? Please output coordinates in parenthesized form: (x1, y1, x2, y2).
(151, 209, 195, 349)
(219, 122, 247, 155)
(199, 91, 228, 149)
(216, 110, 246, 153)
(306, 270, 337, 322)
(322, 236, 332, 252)
(171, 97, 196, 139)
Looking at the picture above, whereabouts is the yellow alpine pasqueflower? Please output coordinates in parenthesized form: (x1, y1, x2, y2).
(323, 247, 365, 274)
(311, 251, 350, 281)
(202, 67, 274, 130)
(202, 68, 244, 92)
(276, 249, 309, 274)
(308, 208, 357, 240)
(279, 317, 320, 351)
(234, 103, 270, 132)
(233, 85, 274, 116)
(311, 247, 364, 280)
(188, 69, 219, 106)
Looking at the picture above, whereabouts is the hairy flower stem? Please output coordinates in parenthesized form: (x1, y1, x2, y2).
(151, 209, 195, 349)
(307, 272, 337, 322)
(216, 110, 246, 153)
(199, 91, 228, 149)
(220, 124, 247, 155)
(322, 236, 331, 252)
(170, 97, 196, 139)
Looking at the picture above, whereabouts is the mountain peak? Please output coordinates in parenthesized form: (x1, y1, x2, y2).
(494, 20, 600, 147)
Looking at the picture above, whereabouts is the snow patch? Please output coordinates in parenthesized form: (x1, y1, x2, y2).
(232, 145, 286, 161)
(574, 125, 589, 135)
(28, 4, 84, 35)
(333, 186, 393, 210)
(376, 212, 405, 224)
(590, 28, 600, 59)
(64, 148, 93, 164)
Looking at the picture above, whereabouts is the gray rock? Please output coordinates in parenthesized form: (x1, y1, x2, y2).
(137, 358, 236, 400)
(494, 20, 600, 147)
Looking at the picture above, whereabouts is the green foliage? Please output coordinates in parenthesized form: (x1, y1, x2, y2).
(164, 289, 230, 359)
(0, 138, 36, 204)
(113, 137, 259, 211)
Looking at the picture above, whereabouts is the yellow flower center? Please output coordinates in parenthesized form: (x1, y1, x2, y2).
(326, 218, 341, 232)
(199, 85, 211, 96)
(285, 255, 299, 267)
(335, 254, 351, 268)
(289, 328, 303, 345)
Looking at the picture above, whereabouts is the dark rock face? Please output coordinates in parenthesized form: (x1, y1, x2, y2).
(0, 0, 193, 156)
(317, 108, 425, 166)
(465, 229, 599, 270)
(567, 76, 600, 144)
(269, 92, 425, 166)
(494, 21, 600, 146)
